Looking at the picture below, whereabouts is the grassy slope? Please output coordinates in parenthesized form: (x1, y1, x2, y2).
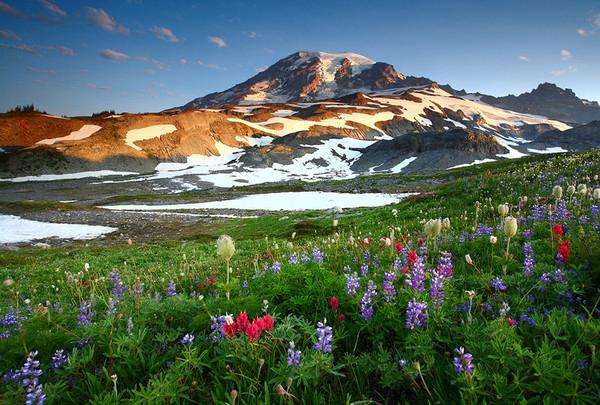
(0, 151, 599, 403)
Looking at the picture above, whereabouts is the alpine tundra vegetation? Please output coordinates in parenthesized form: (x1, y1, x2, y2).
(1, 151, 599, 403)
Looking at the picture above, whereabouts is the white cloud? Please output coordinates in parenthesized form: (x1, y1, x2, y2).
(150, 26, 179, 43)
(197, 59, 225, 70)
(560, 49, 572, 61)
(179, 58, 188, 65)
(0, 29, 20, 40)
(550, 65, 576, 77)
(136, 56, 167, 70)
(0, 43, 37, 54)
(576, 28, 588, 37)
(243, 31, 257, 38)
(208, 36, 227, 48)
(100, 49, 130, 61)
(51, 45, 74, 56)
(0, 1, 20, 17)
(518, 55, 530, 62)
(39, 0, 66, 17)
(27, 66, 56, 75)
(86, 7, 129, 34)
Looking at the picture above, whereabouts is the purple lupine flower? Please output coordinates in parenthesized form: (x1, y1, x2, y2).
(180, 334, 195, 346)
(108, 270, 127, 299)
(20, 351, 46, 405)
(166, 280, 177, 297)
(491, 277, 507, 292)
(523, 242, 535, 276)
(3, 369, 21, 383)
(499, 301, 510, 317)
(76, 338, 90, 348)
(345, 272, 360, 296)
(288, 254, 298, 265)
(271, 262, 282, 274)
(363, 251, 370, 262)
(540, 272, 552, 284)
(522, 229, 533, 239)
(576, 359, 589, 369)
(51, 349, 67, 370)
(373, 255, 380, 270)
(300, 253, 311, 264)
(287, 341, 301, 367)
(360, 263, 369, 276)
(405, 299, 428, 330)
(453, 347, 474, 375)
(579, 215, 589, 225)
(210, 315, 226, 342)
(1, 308, 18, 327)
(437, 251, 453, 279)
(382, 271, 397, 302)
(553, 269, 566, 283)
(393, 258, 403, 271)
(312, 248, 324, 264)
(590, 205, 599, 219)
(343, 265, 351, 273)
(313, 320, 333, 353)
(106, 297, 118, 316)
(132, 279, 144, 299)
(406, 255, 425, 292)
(359, 280, 377, 320)
(77, 301, 94, 327)
(474, 224, 493, 237)
(530, 205, 546, 222)
(554, 200, 571, 221)
(398, 359, 407, 369)
(519, 313, 536, 327)
(430, 270, 445, 307)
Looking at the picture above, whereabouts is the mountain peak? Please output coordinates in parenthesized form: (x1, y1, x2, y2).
(182, 51, 423, 109)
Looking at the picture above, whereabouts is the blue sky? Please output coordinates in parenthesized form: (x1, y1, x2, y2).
(0, 0, 599, 116)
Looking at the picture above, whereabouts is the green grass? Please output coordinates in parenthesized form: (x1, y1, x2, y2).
(0, 150, 599, 403)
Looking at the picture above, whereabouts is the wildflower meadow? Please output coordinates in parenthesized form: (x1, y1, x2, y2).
(1, 151, 600, 403)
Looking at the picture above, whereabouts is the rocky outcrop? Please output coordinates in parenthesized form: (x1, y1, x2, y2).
(352, 129, 508, 173)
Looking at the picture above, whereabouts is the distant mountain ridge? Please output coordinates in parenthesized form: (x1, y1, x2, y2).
(473, 83, 600, 124)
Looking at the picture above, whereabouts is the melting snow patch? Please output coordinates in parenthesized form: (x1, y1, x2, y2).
(1, 170, 138, 183)
(37, 125, 102, 145)
(101, 191, 414, 212)
(0, 214, 116, 244)
(527, 146, 569, 154)
(448, 159, 497, 169)
(125, 124, 178, 151)
(390, 157, 418, 173)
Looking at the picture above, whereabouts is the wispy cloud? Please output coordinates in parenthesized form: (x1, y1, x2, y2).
(518, 55, 530, 62)
(99, 48, 130, 60)
(0, 43, 37, 54)
(52, 45, 74, 56)
(243, 31, 257, 38)
(0, 29, 20, 40)
(86, 83, 110, 91)
(208, 36, 227, 48)
(179, 58, 188, 65)
(150, 26, 179, 43)
(39, 0, 66, 17)
(197, 59, 226, 70)
(560, 49, 572, 61)
(551, 65, 576, 77)
(86, 7, 129, 34)
(577, 13, 600, 36)
(27, 66, 56, 75)
(576, 28, 589, 37)
(0, 1, 20, 17)
(136, 56, 167, 70)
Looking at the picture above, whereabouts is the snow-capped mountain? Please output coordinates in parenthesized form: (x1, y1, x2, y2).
(2, 51, 598, 192)
(182, 51, 433, 108)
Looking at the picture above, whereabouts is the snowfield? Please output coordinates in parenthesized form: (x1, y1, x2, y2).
(125, 124, 178, 151)
(101, 191, 414, 212)
(37, 125, 103, 145)
(0, 170, 139, 183)
(0, 214, 116, 244)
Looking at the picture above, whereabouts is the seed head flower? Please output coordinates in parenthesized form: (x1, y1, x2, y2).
(503, 216, 518, 238)
(552, 185, 563, 199)
(593, 188, 600, 201)
(497, 203, 509, 217)
(577, 184, 587, 196)
(216, 235, 235, 261)
(489, 235, 497, 244)
(424, 218, 442, 238)
(2, 278, 14, 287)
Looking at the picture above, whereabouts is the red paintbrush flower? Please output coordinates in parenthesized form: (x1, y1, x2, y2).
(329, 296, 339, 312)
(338, 313, 346, 321)
(558, 240, 570, 262)
(395, 242, 403, 254)
(508, 318, 517, 327)
(408, 250, 418, 265)
(552, 224, 564, 237)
